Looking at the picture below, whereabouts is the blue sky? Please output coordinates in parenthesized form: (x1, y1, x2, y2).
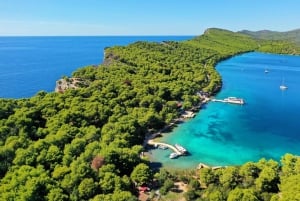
(0, 0, 299, 36)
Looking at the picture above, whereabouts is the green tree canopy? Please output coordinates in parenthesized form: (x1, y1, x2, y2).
(130, 163, 152, 186)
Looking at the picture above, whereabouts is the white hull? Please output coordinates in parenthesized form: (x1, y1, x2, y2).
(212, 97, 245, 105)
(280, 85, 288, 90)
(175, 144, 187, 154)
(169, 152, 179, 159)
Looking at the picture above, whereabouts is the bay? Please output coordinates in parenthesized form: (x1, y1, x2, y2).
(151, 52, 300, 169)
(0, 36, 192, 98)
(2, 37, 300, 169)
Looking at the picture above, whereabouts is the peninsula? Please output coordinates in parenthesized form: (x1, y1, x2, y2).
(1, 28, 300, 201)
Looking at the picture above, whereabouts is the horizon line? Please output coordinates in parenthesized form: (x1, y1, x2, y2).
(2, 28, 300, 37)
(0, 34, 197, 37)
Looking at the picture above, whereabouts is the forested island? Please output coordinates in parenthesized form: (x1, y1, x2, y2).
(1, 28, 300, 201)
(239, 28, 300, 44)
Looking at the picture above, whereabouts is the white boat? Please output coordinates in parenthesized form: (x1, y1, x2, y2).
(280, 85, 288, 90)
(264, 69, 269, 73)
(169, 152, 179, 159)
(280, 79, 288, 90)
(175, 144, 187, 154)
(224, 97, 245, 105)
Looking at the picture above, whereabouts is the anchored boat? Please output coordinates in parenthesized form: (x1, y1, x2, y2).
(169, 152, 179, 159)
(212, 97, 245, 105)
(280, 78, 288, 90)
(224, 97, 245, 104)
(175, 144, 187, 154)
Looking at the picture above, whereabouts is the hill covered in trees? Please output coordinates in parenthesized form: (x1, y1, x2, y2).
(152, 153, 300, 201)
(0, 28, 300, 201)
(239, 28, 300, 44)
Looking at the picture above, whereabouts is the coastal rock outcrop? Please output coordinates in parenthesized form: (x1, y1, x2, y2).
(55, 77, 86, 93)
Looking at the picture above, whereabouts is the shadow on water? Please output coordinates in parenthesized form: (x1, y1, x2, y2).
(208, 113, 220, 119)
(193, 132, 206, 138)
(220, 131, 234, 142)
(200, 104, 208, 110)
(149, 162, 163, 170)
(161, 127, 174, 133)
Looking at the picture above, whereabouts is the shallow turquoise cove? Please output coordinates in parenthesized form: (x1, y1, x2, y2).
(151, 52, 300, 169)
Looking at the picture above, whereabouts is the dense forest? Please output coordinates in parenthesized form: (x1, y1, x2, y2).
(0, 28, 300, 201)
(151, 153, 300, 201)
(239, 29, 300, 44)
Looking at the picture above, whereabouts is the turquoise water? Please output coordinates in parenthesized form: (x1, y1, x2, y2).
(151, 52, 300, 169)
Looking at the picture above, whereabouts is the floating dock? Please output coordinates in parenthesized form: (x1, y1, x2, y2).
(211, 97, 245, 105)
(148, 140, 189, 159)
(148, 140, 182, 155)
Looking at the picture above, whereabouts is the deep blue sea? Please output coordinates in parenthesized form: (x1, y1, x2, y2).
(0, 36, 192, 98)
(151, 52, 300, 169)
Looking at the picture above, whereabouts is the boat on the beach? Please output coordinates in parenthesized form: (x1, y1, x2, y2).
(169, 152, 179, 159)
(175, 144, 187, 154)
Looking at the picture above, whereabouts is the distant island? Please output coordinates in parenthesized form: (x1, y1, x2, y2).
(1, 28, 300, 201)
(239, 28, 300, 44)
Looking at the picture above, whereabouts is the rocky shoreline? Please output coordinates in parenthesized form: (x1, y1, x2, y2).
(55, 77, 87, 93)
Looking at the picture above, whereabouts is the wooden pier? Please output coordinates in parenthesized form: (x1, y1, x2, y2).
(211, 99, 226, 103)
(211, 97, 245, 105)
(197, 163, 224, 170)
(147, 140, 183, 155)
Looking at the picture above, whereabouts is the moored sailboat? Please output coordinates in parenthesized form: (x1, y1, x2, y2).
(280, 78, 288, 90)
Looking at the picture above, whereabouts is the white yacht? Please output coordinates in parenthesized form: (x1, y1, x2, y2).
(280, 79, 288, 90)
(224, 97, 245, 105)
(280, 85, 288, 90)
(169, 152, 179, 159)
(175, 144, 187, 154)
